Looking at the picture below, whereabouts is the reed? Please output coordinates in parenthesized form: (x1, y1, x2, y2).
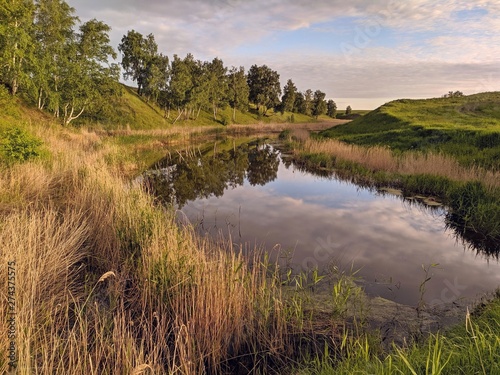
(0, 125, 317, 373)
(302, 138, 500, 191)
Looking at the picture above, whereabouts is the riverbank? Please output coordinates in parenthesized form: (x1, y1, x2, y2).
(1, 94, 499, 373)
(0, 107, 383, 374)
(99, 119, 348, 178)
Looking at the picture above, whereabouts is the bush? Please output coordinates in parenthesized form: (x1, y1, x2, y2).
(0, 127, 42, 164)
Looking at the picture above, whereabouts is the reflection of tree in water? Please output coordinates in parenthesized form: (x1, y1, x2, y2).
(143, 142, 279, 207)
(247, 145, 280, 186)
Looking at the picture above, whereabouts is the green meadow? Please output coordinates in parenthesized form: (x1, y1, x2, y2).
(323, 92, 500, 169)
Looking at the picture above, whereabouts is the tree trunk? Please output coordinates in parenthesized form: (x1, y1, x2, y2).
(38, 89, 43, 109)
(63, 103, 85, 126)
(232, 106, 236, 123)
(10, 29, 18, 95)
(10, 78, 18, 96)
(173, 109, 182, 125)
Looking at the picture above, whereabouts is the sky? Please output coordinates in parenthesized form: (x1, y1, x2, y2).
(66, 0, 500, 109)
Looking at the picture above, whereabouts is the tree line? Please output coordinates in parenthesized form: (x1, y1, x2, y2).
(0, 0, 338, 125)
(118, 30, 338, 123)
(0, 0, 120, 125)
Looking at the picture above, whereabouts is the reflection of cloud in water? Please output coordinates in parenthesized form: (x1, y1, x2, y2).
(181, 165, 500, 306)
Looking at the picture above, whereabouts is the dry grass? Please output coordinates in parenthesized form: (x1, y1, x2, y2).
(100, 120, 341, 139)
(302, 138, 500, 191)
(0, 125, 302, 374)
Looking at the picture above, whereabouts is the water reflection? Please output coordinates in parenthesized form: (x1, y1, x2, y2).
(144, 141, 500, 306)
(290, 159, 500, 258)
(144, 141, 279, 207)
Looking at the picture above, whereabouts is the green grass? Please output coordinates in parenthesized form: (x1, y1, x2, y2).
(78, 85, 169, 130)
(296, 294, 500, 374)
(322, 92, 500, 169)
(78, 84, 319, 130)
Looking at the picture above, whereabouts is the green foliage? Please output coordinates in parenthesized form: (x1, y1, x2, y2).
(247, 64, 282, 114)
(118, 30, 167, 98)
(93, 84, 316, 130)
(31, 0, 79, 115)
(312, 90, 327, 119)
(327, 99, 337, 118)
(303, 89, 313, 116)
(0, 127, 42, 164)
(61, 19, 120, 125)
(206, 57, 228, 120)
(0, 0, 34, 95)
(2, 0, 334, 128)
(168, 54, 193, 110)
(227, 66, 250, 123)
(145, 142, 279, 206)
(282, 79, 297, 112)
(9, 0, 121, 125)
(443, 90, 464, 98)
(0, 86, 19, 119)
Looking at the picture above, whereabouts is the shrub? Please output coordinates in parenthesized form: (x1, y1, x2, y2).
(0, 127, 42, 164)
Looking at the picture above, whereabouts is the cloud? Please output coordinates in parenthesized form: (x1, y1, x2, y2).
(263, 48, 500, 101)
(66, 0, 500, 108)
(68, 0, 500, 51)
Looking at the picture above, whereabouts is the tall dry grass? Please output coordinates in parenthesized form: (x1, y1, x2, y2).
(0, 126, 298, 373)
(302, 138, 500, 191)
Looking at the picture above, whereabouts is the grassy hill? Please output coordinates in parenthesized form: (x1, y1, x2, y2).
(322, 92, 500, 169)
(80, 84, 318, 130)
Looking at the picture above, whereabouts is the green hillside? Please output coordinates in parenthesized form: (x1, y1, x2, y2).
(322, 92, 500, 169)
(81, 84, 318, 130)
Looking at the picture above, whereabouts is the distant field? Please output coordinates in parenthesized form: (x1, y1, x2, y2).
(322, 92, 500, 169)
(336, 109, 371, 115)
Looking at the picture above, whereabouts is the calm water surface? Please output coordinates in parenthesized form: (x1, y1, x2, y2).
(145, 141, 500, 306)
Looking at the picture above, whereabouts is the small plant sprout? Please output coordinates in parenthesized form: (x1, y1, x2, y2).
(417, 263, 440, 317)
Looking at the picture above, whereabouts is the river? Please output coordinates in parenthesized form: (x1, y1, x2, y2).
(143, 139, 500, 307)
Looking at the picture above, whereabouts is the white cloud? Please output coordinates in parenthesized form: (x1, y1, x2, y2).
(66, 0, 500, 108)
